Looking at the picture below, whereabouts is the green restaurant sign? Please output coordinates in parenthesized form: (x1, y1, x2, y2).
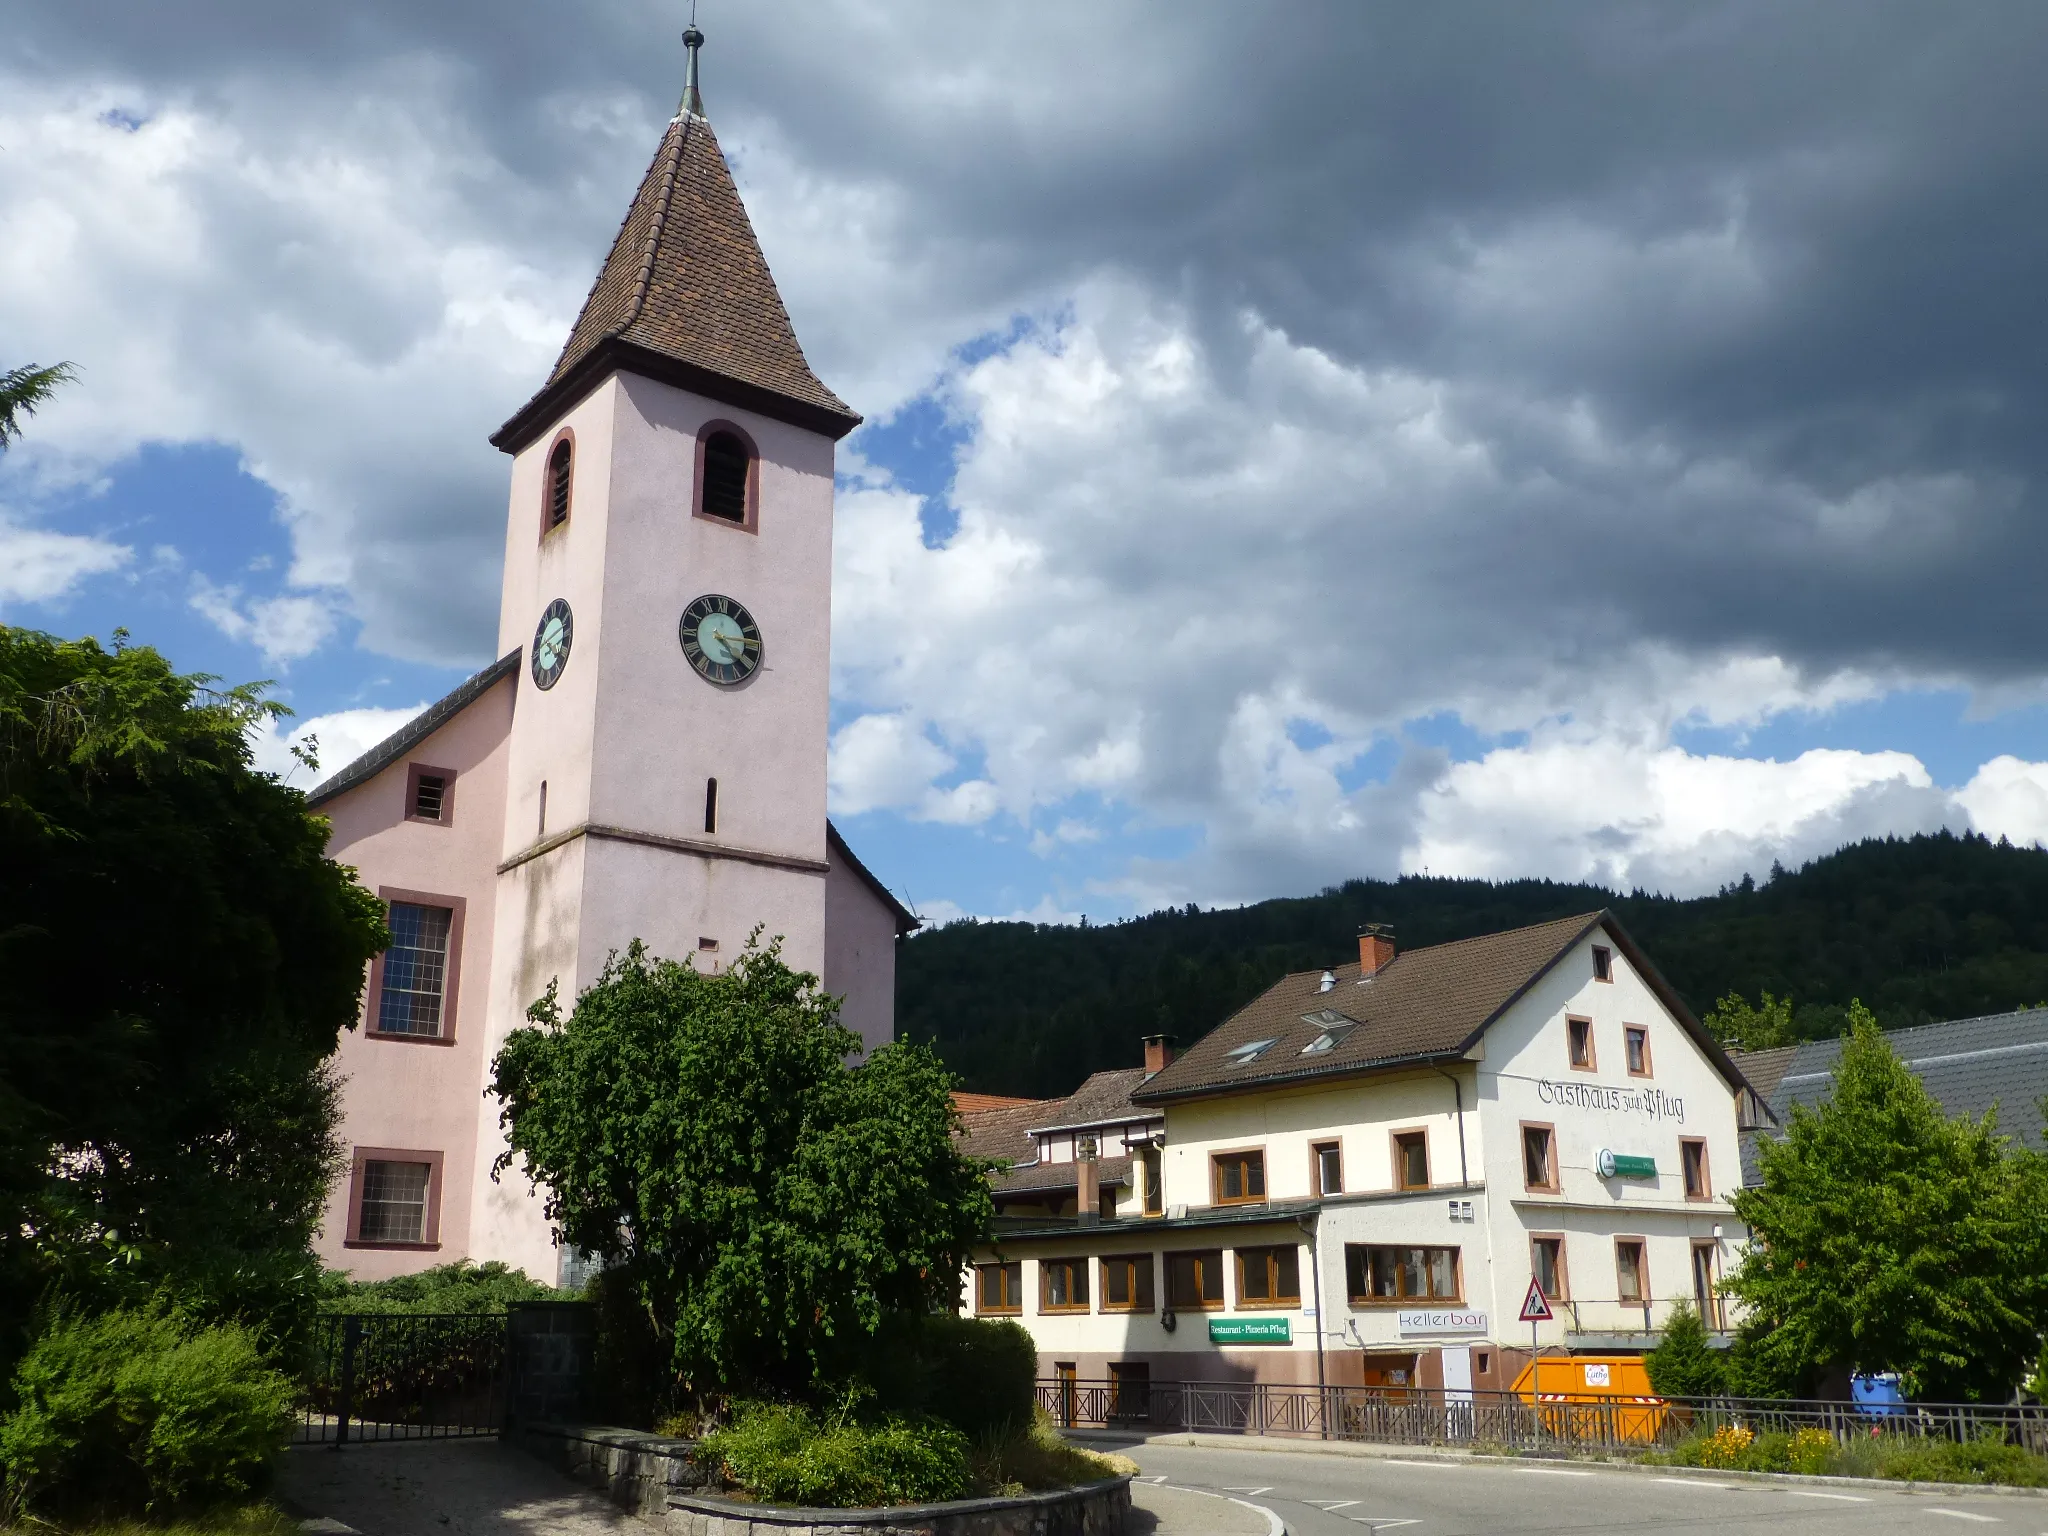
(1209, 1316, 1291, 1344)
(1596, 1148, 1658, 1179)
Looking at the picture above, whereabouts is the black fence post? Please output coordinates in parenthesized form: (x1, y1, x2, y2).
(333, 1316, 361, 1450)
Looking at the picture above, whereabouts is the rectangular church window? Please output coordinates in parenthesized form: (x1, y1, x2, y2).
(377, 902, 453, 1037)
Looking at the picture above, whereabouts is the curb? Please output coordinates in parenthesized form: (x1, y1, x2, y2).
(1070, 1428, 2048, 1502)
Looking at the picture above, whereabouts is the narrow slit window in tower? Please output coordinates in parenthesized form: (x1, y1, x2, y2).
(704, 777, 718, 834)
(538, 780, 548, 837)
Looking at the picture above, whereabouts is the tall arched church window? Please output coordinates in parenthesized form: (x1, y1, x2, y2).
(699, 428, 752, 526)
(544, 435, 573, 533)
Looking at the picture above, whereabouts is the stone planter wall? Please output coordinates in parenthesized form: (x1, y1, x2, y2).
(518, 1422, 1130, 1536)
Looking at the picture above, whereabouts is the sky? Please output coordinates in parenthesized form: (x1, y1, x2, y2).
(7, 2, 2048, 926)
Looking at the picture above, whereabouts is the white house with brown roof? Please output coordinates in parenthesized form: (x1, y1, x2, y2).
(967, 913, 1753, 1397)
(303, 30, 913, 1285)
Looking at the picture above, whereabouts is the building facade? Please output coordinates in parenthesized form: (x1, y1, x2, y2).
(307, 32, 912, 1284)
(969, 913, 1752, 1394)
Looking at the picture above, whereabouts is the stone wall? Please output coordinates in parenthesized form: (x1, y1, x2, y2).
(517, 1422, 1130, 1536)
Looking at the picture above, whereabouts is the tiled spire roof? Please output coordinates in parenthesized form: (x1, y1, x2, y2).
(493, 53, 859, 451)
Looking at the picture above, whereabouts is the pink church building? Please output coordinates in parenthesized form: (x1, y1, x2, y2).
(307, 31, 914, 1284)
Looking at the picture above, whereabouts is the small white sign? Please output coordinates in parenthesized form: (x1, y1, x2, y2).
(1397, 1307, 1489, 1335)
(1583, 1363, 1611, 1386)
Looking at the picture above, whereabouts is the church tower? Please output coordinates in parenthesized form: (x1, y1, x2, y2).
(471, 28, 872, 1271)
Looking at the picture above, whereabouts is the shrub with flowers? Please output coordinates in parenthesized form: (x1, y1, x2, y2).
(1787, 1427, 1835, 1475)
(1695, 1424, 1756, 1468)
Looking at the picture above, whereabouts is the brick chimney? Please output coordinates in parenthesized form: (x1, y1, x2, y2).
(1359, 923, 1395, 977)
(1076, 1135, 1099, 1225)
(1142, 1034, 1177, 1073)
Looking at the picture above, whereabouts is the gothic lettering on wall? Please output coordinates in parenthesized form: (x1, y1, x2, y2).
(1534, 1079, 1687, 1124)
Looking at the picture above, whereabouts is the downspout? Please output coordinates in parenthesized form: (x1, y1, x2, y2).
(1432, 1063, 1470, 1187)
(1297, 1212, 1328, 1438)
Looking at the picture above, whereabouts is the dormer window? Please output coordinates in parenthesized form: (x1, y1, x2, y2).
(544, 434, 573, 532)
(697, 425, 755, 527)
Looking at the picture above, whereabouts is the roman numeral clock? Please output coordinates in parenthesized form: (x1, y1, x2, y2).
(679, 594, 762, 686)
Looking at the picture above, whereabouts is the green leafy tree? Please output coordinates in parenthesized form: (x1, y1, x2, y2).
(489, 939, 996, 1404)
(0, 362, 76, 451)
(1725, 1006, 2048, 1400)
(1644, 1299, 1729, 1398)
(1702, 989, 1795, 1049)
(0, 627, 388, 1374)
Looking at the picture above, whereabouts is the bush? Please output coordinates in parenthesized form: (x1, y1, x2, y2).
(969, 1407, 1134, 1496)
(316, 1260, 563, 1315)
(1866, 1432, 2048, 1487)
(850, 1314, 1036, 1441)
(1661, 1423, 2048, 1487)
(0, 1307, 294, 1517)
(700, 1402, 970, 1507)
(919, 1316, 1037, 1439)
(1644, 1301, 1728, 1399)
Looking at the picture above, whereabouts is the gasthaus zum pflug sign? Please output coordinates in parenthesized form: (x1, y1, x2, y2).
(1535, 1080, 1686, 1122)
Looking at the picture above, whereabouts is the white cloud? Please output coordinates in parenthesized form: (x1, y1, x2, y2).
(1955, 757, 2048, 849)
(249, 702, 424, 784)
(188, 576, 342, 664)
(1407, 734, 1948, 894)
(915, 894, 1087, 929)
(0, 516, 130, 605)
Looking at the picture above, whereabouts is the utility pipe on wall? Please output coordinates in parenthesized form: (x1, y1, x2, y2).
(1297, 1212, 1328, 1435)
(1432, 1063, 1470, 1186)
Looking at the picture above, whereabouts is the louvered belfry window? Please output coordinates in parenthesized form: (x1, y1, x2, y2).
(377, 902, 453, 1036)
(546, 438, 573, 529)
(701, 430, 750, 523)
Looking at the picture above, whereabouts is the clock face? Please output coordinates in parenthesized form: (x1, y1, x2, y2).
(679, 593, 763, 686)
(531, 598, 573, 690)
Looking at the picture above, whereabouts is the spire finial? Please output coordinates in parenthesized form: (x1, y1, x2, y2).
(676, 17, 706, 121)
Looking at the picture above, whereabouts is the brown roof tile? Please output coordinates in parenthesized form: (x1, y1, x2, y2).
(1135, 912, 1610, 1101)
(953, 1092, 1051, 1115)
(494, 107, 858, 450)
(1726, 1044, 1799, 1104)
(993, 1155, 1131, 1197)
(1027, 1068, 1160, 1132)
(957, 1102, 1046, 1166)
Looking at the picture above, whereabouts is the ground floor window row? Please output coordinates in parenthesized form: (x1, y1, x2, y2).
(980, 1242, 1465, 1317)
(979, 1233, 1725, 1321)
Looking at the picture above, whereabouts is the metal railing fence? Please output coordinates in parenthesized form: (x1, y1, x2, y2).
(295, 1313, 508, 1445)
(1037, 1379, 2048, 1456)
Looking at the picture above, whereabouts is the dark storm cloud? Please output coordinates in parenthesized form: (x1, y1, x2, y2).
(9, 1, 2047, 686)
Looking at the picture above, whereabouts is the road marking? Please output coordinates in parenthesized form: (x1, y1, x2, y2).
(1344, 1521, 1420, 1531)
(1308, 1500, 1360, 1510)
(1654, 1477, 1728, 1489)
(1224, 1486, 1274, 1495)
(1145, 1476, 1169, 1484)
(1925, 1512, 2001, 1524)
(1516, 1467, 1594, 1477)
(1788, 1491, 1870, 1502)
(1225, 1495, 1287, 1536)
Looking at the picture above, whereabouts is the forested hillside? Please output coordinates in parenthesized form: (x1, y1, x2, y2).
(897, 831, 2048, 1097)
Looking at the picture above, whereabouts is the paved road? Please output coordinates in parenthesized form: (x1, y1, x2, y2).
(1114, 1436, 2043, 1535)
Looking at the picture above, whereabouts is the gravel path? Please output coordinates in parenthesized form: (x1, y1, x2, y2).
(278, 1437, 655, 1536)
(278, 1433, 1246, 1536)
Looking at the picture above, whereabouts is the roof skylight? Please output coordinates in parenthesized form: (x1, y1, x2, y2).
(1224, 1038, 1278, 1066)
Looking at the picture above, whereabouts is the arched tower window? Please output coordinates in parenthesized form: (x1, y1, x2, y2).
(697, 426, 754, 527)
(544, 435, 573, 533)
